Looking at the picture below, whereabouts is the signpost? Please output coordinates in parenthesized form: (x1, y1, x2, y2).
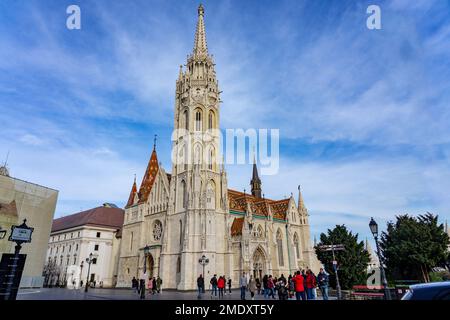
(318, 244, 345, 300)
(0, 219, 34, 300)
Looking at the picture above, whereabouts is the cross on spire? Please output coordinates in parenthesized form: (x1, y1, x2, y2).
(153, 134, 158, 150)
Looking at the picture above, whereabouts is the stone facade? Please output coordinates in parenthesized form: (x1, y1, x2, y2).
(116, 5, 320, 290)
(0, 171, 58, 288)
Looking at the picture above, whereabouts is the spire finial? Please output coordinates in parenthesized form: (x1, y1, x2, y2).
(193, 4, 208, 56)
(198, 3, 204, 16)
(153, 134, 157, 150)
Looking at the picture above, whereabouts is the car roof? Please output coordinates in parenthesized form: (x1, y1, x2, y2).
(410, 281, 450, 290)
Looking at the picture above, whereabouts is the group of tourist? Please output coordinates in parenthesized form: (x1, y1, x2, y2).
(132, 276, 163, 299)
(197, 268, 329, 300)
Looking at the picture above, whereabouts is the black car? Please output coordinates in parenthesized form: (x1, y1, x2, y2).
(401, 282, 450, 300)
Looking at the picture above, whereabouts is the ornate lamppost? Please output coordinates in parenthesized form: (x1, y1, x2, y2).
(80, 261, 84, 288)
(369, 217, 391, 300)
(198, 255, 209, 293)
(84, 252, 98, 293)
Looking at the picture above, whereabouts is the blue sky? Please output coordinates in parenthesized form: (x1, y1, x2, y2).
(1, 0, 449, 244)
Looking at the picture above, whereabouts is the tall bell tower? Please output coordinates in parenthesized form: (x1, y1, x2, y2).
(160, 4, 231, 290)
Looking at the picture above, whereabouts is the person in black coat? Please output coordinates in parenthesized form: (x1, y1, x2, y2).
(197, 275, 205, 299)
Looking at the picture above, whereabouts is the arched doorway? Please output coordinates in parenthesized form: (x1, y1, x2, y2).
(146, 253, 154, 278)
(252, 247, 267, 280)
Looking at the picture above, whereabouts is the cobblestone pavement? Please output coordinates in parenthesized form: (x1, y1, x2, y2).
(17, 287, 333, 300)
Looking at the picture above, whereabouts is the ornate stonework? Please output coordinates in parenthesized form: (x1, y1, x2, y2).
(116, 5, 320, 290)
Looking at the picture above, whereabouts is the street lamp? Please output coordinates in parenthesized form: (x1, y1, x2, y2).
(198, 255, 209, 293)
(84, 252, 97, 293)
(80, 261, 84, 288)
(369, 217, 391, 300)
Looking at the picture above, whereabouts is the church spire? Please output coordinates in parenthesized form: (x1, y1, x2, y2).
(125, 175, 137, 208)
(298, 185, 308, 216)
(193, 4, 208, 57)
(250, 154, 262, 198)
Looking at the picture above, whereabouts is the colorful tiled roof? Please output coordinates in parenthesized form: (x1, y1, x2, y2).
(231, 217, 244, 236)
(269, 199, 290, 220)
(138, 148, 159, 204)
(125, 177, 137, 208)
(227, 189, 289, 220)
(52, 206, 124, 233)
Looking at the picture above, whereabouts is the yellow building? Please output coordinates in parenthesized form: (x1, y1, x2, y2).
(0, 165, 58, 288)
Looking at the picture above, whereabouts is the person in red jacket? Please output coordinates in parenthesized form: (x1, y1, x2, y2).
(293, 270, 306, 300)
(306, 269, 317, 300)
(218, 276, 225, 299)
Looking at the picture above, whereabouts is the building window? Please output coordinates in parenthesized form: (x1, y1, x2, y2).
(181, 180, 186, 209)
(92, 258, 97, 265)
(208, 148, 214, 170)
(78, 231, 80, 237)
(176, 257, 181, 273)
(130, 232, 134, 251)
(62, 246, 65, 253)
(73, 255, 77, 265)
(50, 247, 53, 255)
(56, 247, 59, 254)
(195, 110, 202, 131)
(76, 244, 78, 251)
(96, 232, 101, 238)
(179, 220, 183, 245)
(94, 244, 99, 251)
(69, 245, 71, 252)
(208, 111, 214, 129)
(183, 110, 189, 130)
(276, 230, 284, 267)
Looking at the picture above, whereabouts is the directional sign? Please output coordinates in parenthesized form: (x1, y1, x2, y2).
(9, 226, 33, 242)
(8, 220, 34, 244)
(318, 244, 345, 251)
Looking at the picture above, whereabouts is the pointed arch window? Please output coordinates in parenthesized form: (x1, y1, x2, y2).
(179, 220, 183, 245)
(208, 148, 214, 170)
(184, 110, 189, 130)
(181, 180, 187, 209)
(208, 111, 214, 129)
(276, 230, 284, 266)
(293, 233, 300, 259)
(195, 110, 202, 131)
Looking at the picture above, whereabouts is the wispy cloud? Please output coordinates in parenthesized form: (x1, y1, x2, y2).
(0, 0, 449, 243)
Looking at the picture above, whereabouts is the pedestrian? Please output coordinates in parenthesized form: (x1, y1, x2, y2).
(277, 278, 289, 300)
(218, 276, 225, 299)
(227, 277, 232, 295)
(132, 277, 138, 293)
(267, 275, 275, 299)
(256, 278, 261, 295)
(152, 277, 157, 294)
(288, 275, 295, 299)
(240, 272, 248, 300)
(156, 276, 163, 293)
(147, 276, 153, 295)
(197, 274, 205, 299)
(306, 269, 317, 300)
(293, 271, 306, 300)
(262, 274, 269, 298)
(139, 279, 146, 299)
(317, 268, 329, 300)
(248, 275, 257, 300)
(210, 274, 218, 297)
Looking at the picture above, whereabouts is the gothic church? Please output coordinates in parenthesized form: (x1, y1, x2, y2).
(116, 5, 320, 290)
